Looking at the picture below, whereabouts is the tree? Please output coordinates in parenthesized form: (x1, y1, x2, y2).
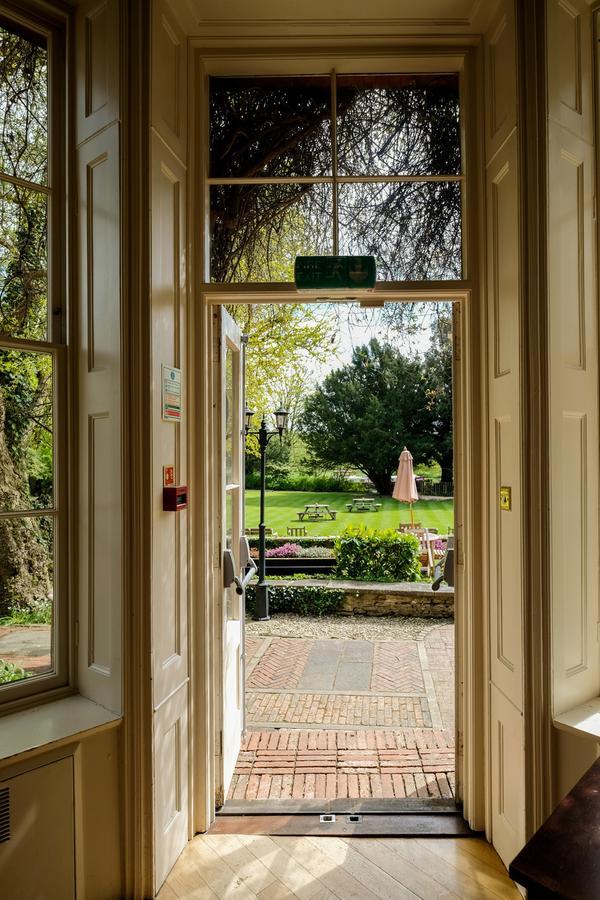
(0, 26, 52, 613)
(423, 309, 454, 485)
(298, 339, 434, 495)
(230, 302, 334, 460)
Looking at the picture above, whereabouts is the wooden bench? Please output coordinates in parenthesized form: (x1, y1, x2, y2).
(244, 527, 276, 536)
(287, 526, 307, 537)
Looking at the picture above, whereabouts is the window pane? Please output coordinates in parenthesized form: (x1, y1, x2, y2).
(0, 179, 48, 339)
(337, 74, 461, 176)
(0, 25, 48, 185)
(211, 183, 333, 282)
(0, 515, 54, 686)
(0, 349, 53, 511)
(210, 75, 332, 178)
(338, 181, 462, 280)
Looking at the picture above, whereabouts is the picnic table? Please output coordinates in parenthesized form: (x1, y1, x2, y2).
(345, 496, 382, 512)
(297, 503, 337, 521)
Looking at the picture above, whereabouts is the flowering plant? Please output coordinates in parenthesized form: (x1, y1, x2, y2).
(265, 542, 302, 558)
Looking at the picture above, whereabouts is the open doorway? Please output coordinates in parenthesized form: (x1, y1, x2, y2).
(217, 298, 457, 816)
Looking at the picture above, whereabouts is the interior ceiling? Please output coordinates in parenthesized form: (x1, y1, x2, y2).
(182, 0, 488, 31)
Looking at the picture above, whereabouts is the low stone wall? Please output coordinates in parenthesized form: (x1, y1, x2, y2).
(294, 579, 454, 618)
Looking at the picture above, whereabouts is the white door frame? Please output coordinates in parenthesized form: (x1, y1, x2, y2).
(192, 285, 484, 834)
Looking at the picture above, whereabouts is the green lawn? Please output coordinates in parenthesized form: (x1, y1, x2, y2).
(245, 490, 454, 538)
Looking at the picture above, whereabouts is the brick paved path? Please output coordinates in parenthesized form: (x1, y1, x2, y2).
(228, 728, 455, 802)
(233, 624, 455, 802)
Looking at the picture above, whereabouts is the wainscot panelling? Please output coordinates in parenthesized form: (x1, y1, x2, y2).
(152, 0, 188, 162)
(484, 0, 525, 866)
(77, 123, 122, 714)
(75, 0, 120, 143)
(490, 684, 525, 868)
(485, 2, 517, 163)
(154, 683, 189, 893)
(487, 130, 523, 712)
(547, 0, 593, 143)
(548, 121, 598, 718)
(151, 134, 188, 710)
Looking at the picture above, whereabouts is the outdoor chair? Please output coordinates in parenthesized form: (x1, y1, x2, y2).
(287, 526, 307, 537)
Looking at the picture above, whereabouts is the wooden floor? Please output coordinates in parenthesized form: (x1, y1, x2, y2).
(158, 833, 521, 898)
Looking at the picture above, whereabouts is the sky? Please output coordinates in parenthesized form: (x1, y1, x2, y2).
(306, 301, 441, 385)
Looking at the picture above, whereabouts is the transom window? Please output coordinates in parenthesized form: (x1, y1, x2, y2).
(0, 18, 66, 699)
(208, 72, 463, 283)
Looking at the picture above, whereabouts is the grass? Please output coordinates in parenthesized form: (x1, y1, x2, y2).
(245, 490, 454, 538)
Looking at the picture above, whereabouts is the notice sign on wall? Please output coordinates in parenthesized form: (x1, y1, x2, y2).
(162, 365, 182, 421)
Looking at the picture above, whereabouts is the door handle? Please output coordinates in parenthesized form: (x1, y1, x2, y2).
(223, 541, 257, 595)
(235, 535, 257, 595)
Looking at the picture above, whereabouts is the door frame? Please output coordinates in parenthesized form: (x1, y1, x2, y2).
(192, 285, 484, 834)
(188, 41, 488, 836)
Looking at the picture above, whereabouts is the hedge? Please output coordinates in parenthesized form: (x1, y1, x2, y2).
(334, 525, 421, 583)
(245, 582, 344, 617)
(247, 536, 337, 550)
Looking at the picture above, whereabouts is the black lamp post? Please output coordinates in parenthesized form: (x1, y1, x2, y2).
(245, 407, 288, 620)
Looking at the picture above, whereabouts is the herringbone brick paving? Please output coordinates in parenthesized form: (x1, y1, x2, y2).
(234, 624, 455, 801)
(370, 641, 424, 692)
(246, 637, 312, 689)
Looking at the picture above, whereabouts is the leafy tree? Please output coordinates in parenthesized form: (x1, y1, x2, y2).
(299, 339, 434, 495)
(0, 26, 52, 614)
(230, 302, 334, 460)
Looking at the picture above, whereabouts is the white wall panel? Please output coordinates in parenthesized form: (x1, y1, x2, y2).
(484, 2, 525, 864)
(548, 124, 599, 718)
(152, 0, 188, 161)
(154, 683, 189, 891)
(490, 684, 525, 868)
(77, 124, 123, 713)
(547, 0, 593, 142)
(151, 136, 188, 710)
(76, 0, 120, 143)
(485, 3, 517, 163)
(150, 2, 190, 887)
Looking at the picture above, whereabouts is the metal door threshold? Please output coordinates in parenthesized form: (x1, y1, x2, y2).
(209, 811, 475, 837)
(218, 797, 459, 816)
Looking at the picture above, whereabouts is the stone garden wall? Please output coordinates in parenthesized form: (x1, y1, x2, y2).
(295, 579, 454, 618)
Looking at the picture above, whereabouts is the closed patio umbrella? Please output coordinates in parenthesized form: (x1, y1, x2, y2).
(393, 446, 419, 526)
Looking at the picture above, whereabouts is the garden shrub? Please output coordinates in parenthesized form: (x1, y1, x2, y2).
(245, 472, 362, 493)
(245, 582, 343, 617)
(0, 658, 29, 684)
(334, 525, 421, 583)
(299, 545, 335, 558)
(0, 597, 52, 626)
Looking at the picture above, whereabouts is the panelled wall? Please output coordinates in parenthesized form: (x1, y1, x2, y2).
(546, 0, 600, 799)
(149, 0, 190, 891)
(484, 0, 526, 867)
(76, 0, 123, 712)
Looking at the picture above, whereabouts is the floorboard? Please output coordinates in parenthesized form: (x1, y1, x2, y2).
(159, 834, 521, 899)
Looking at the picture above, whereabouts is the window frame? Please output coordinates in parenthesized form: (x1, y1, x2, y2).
(0, 7, 70, 708)
(206, 68, 465, 284)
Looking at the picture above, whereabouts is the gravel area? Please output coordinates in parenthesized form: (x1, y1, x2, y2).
(245, 612, 453, 641)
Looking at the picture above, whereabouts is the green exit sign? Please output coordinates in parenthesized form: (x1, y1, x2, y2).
(295, 256, 376, 291)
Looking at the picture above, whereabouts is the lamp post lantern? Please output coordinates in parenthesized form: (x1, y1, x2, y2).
(245, 407, 288, 620)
